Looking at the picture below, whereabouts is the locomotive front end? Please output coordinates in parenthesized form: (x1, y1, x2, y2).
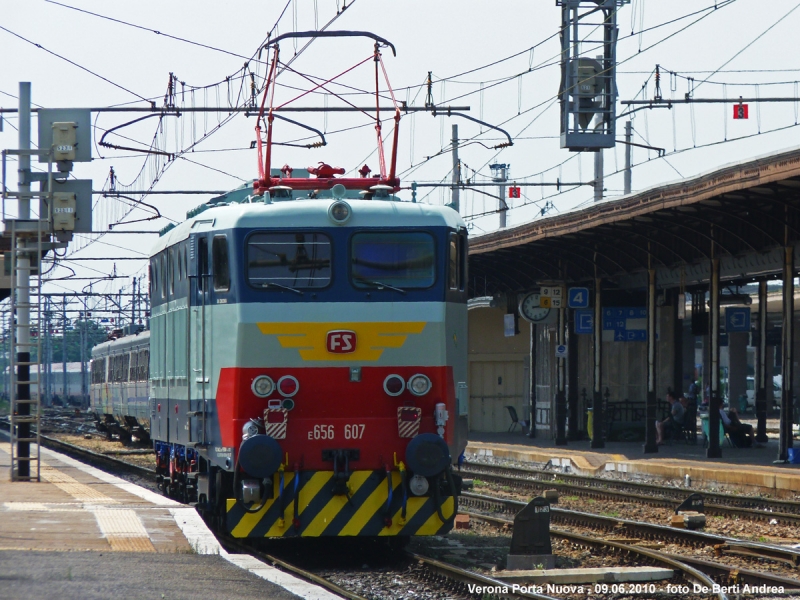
(210, 200, 469, 539)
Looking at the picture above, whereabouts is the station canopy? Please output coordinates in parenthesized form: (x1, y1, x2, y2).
(468, 147, 800, 296)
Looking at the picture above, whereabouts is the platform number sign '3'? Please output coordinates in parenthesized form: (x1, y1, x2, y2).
(327, 330, 357, 353)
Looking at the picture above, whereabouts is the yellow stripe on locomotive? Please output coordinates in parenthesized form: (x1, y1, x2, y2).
(226, 469, 456, 538)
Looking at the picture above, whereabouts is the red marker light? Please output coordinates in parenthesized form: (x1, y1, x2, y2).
(277, 375, 299, 397)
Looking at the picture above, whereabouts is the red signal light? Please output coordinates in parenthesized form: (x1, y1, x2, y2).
(277, 375, 299, 397)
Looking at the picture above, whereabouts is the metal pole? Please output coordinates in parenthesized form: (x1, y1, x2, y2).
(779, 246, 795, 462)
(450, 124, 460, 213)
(62, 297, 67, 404)
(567, 308, 580, 441)
(644, 268, 658, 453)
(592, 276, 605, 448)
(593, 150, 604, 201)
(528, 323, 537, 438)
(708, 256, 722, 458)
(624, 121, 632, 194)
(756, 279, 768, 443)
(16, 82, 31, 478)
(555, 305, 567, 445)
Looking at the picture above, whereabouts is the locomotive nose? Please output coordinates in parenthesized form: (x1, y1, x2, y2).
(405, 433, 451, 477)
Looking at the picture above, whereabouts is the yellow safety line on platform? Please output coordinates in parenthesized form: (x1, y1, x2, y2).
(93, 508, 156, 552)
(41, 466, 119, 504)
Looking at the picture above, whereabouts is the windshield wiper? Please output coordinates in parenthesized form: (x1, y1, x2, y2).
(355, 278, 406, 295)
(259, 282, 304, 296)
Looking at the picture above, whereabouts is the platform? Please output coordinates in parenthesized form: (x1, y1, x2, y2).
(466, 429, 800, 497)
(0, 436, 341, 600)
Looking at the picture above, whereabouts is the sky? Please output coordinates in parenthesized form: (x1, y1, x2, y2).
(2, 0, 800, 309)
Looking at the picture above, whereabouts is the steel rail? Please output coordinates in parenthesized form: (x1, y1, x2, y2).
(464, 512, 727, 600)
(462, 461, 800, 520)
(461, 492, 800, 569)
(406, 551, 558, 600)
(222, 536, 369, 600)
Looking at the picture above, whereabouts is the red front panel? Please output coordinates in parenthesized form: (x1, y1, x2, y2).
(216, 366, 456, 471)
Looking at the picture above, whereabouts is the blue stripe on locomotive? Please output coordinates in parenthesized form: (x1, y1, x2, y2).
(150, 225, 466, 309)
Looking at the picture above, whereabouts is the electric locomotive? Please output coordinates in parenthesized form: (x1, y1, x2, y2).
(150, 180, 468, 539)
(145, 30, 468, 539)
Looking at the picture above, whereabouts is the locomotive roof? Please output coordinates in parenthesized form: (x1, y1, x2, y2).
(151, 198, 465, 255)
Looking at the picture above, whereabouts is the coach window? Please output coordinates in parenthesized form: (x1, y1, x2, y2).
(212, 235, 230, 291)
(351, 232, 435, 289)
(247, 232, 332, 289)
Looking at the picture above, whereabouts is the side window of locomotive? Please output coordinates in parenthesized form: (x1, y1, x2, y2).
(351, 232, 435, 289)
(160, 252, 167, 299)
(247, 232, 332, 289)
(459, 231, 467, 291)
(198, 237, 209, 291)
(448, 233, 459, 290)
(212, 235, 230, 291)
(169, 248, 176, 295)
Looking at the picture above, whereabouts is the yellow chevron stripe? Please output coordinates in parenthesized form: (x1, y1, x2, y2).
(339, 472, 401, 536)
(301, 471, 373, 537)
(414, 497, 455, 535)
(378, 496, 430, 536)
(228, 473, 293, 538)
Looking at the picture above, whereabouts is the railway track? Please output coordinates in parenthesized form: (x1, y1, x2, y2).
(464, 491, 800, 594)
(462, 461, 800, 525)
(3, 426, 558, 599)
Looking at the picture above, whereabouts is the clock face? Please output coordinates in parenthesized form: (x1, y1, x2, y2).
(519, 293, 551, 322)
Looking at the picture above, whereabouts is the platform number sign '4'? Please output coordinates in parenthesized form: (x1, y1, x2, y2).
(568, 287, 590, 309)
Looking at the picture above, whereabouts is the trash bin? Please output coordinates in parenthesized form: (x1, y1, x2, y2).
(737, 394, 748, 413)
(586, 408, 593, 441)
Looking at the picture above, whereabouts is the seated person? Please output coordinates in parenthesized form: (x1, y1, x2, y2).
(719, 407, 755, 447)
(656, 392, 685, 445)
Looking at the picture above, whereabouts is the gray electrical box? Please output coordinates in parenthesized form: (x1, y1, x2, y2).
(40, 179, 92, 235)
(38, 109, 91, 163)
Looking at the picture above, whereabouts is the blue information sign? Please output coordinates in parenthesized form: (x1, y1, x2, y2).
(725, 307, 751, 332)
(574, 309, 593, 334)
(568, 287, 590, 309)
(602, 307, 647, 342)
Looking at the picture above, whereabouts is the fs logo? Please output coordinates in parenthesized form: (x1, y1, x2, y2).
(326, 330, 356, 353)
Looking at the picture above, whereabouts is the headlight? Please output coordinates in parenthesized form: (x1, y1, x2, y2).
(328, 200, 351, 224)
(251, 375, 274, 398)
(384, 374, 405, 397)
(407, 374, 431, 396)
(409, 474, 429, 496)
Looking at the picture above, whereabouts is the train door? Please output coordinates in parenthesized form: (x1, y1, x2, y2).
(189, 234, 210, 446)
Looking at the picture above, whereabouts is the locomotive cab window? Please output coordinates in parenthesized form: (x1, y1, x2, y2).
(212, 235, 230, 292)
(351, 232, 435, 289)
(448, 233, 459, 290)
(247, 232, 332, 289)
